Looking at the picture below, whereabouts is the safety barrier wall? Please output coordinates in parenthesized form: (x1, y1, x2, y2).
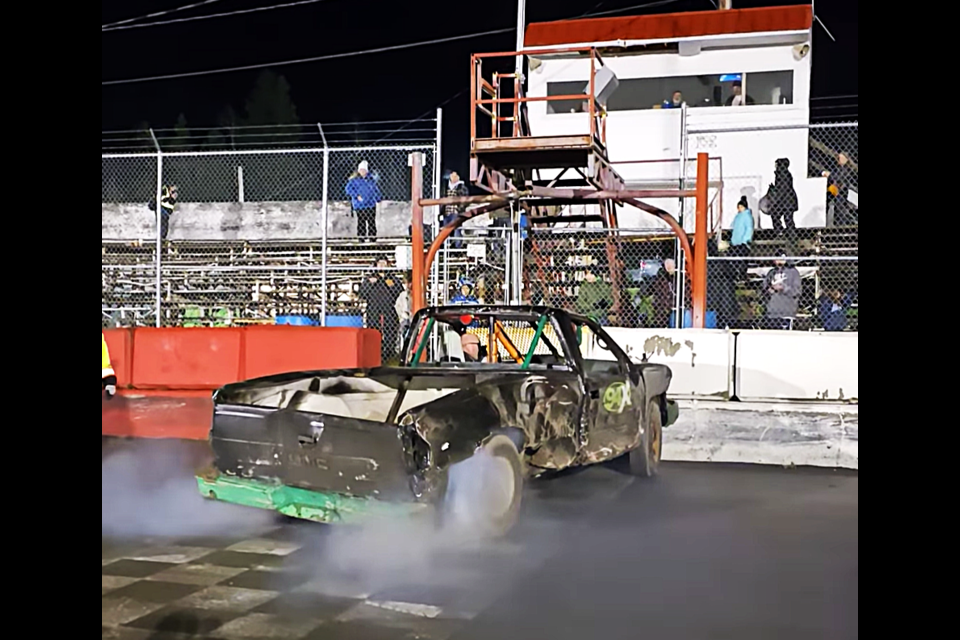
(102, 326, 381, 439)
(104, 326, 382, 390)
(589, 328, 858, 401)
(582, 328, 858, 469)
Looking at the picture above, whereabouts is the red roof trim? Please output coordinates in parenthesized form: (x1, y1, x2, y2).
(524, 5, 813, 47)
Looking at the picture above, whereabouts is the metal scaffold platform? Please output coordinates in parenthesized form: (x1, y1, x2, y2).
(411, 46, 711, 326)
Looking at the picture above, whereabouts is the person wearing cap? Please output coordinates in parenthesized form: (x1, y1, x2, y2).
(345, 160, 382, 238)
(102, 332, 117, 400)
(450, 276, 478, 305)
(440, 170, 469, 248)
(730, 195, 754, 280)
(760, 250, 802, 329)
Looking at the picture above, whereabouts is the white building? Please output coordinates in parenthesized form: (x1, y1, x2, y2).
(522, 3, 828, 233)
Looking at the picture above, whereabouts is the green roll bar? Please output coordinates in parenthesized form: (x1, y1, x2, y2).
(522, 315, 549, 369)
(409, 317, 434, 368)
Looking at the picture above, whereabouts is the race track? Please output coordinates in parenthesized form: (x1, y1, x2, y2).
(102, 439, 858, 640)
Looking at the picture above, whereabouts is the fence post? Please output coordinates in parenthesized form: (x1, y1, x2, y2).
(317, 124, 329, 327)
(432, 108, 443, 306)
(149, 129, 163, 328)
(320, 147, 330, 327)
(692, 152, 709, 329)
(410, 151, 426, 313)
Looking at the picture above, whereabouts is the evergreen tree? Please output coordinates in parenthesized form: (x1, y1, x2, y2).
(243, 70, 300, 145)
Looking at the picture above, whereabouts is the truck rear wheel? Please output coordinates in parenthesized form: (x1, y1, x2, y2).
(441, 434, 523, 538)
(629, 400, 662, 478)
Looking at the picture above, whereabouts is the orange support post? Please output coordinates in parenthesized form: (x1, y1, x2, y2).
(410, 152, 426, 313)
(692, 152, 709, 329)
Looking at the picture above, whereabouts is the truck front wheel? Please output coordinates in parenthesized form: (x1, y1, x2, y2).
(628, 399, 662, 478)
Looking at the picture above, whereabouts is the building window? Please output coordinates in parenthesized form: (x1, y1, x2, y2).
(545, 70, 794, 112)
(743, 71, 794, 105)
(547, 80, 589, 114)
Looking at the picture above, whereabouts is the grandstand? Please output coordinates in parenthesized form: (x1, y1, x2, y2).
(102, 236, 482, 328)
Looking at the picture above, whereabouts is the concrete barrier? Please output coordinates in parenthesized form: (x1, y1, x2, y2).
(583, 326, 857, 469)
(101, 326, 381, 439)
(663, 399, 858, 470)
(735, 330, 858, 401)
(597, 328, 734, 397)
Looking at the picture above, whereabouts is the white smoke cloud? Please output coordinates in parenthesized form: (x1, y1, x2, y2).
(102, 440, 274, 539)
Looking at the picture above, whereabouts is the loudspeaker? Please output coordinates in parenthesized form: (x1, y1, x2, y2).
(593, 66, 620, 107)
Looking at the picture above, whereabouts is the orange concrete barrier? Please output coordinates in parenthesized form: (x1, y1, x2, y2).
(102, 390, 214, 441)
(244, 325, 381, 379)
(102, 326, 382, 440)
(131, 327, 244, 390)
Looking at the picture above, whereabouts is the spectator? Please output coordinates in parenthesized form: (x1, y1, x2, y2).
(707, 237, 736, 329)
(725, 81, 755, 106)
(649, 258, 677, 328)
(823, 152, 857, 227)
(345, 160, 382, 238)
(575, 270, 612, 325)
(730, 195, 754, 279)
(450, 276, 479, 305)
(661, 91, 684, 109)
(441, 170, 469, 248)
(760, 250, 802, 330)
(761, 158, 799, 238)
(818, 289, 852, 331)
(395, 271, 413, 352)
(148, 184, 178, 243)
(358, 258, 403, 362)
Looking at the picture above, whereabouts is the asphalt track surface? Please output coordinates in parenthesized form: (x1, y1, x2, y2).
(102, 439, 858, 640)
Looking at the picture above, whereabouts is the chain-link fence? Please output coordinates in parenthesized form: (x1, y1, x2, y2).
(683, 121, 858, 230)
(520, 227, 858, 332)
(522, 228, 682, 328)
(103, 117, 858, 334)
(102, 118, 440, 331)
(705, 254, 858, 331)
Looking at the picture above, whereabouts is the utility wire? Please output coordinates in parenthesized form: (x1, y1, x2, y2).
(102, 0, 689, 85)
(102, 0, 225, 30)
(583, 0, 686, 19)
(102, 27, 515, 85)
(102, 0, 328, 32)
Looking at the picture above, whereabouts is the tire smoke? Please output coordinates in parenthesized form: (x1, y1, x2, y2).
(101, 440, 273, 539)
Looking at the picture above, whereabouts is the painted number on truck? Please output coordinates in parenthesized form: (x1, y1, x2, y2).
(602, 382, 631, 414)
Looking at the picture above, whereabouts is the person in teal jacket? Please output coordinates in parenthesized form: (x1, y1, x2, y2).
(730, 196, 754, 279)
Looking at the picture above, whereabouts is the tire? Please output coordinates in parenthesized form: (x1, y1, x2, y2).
(628, 399, 663, 477)
(440, 434, 524, 538)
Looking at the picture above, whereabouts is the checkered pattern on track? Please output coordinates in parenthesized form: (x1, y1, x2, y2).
(102, 524, 480, 640)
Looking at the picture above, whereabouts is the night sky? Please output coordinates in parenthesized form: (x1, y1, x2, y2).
(102, 0, 858, 166)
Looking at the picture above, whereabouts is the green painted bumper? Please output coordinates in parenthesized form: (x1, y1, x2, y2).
(665, 399, 680, 427)
(196, 473, 430, 525)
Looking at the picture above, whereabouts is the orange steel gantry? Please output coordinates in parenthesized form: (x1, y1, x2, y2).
(409, 47, 710, 328)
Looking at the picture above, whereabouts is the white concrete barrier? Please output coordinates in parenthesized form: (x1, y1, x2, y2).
(734, 330, 858, 401)
(663, 399, 858, 470)
(590, 327, 858, 470)
(589, 328, 735, 398)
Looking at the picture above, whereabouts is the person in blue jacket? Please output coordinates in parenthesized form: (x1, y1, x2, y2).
(450, 276, 479, 305)
(818, 290, 853, 331)
(730, 195, 754, 279)
(345, 160, 382, 238)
